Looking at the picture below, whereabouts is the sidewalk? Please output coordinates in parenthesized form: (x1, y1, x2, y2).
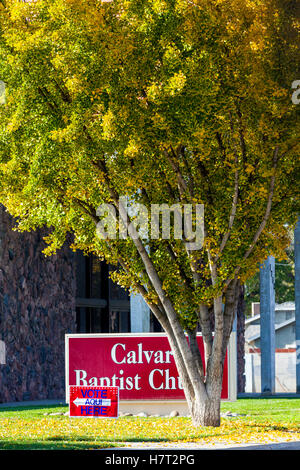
(110, 441, 300, 450)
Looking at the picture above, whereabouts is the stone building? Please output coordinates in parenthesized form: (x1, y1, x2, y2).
(0, 204, 245, 403)
(0, 205, 76, 402)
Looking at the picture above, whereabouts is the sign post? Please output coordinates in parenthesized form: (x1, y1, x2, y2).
(69, 386, 119, 418)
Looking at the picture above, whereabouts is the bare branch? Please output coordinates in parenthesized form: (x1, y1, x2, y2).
(195, 158, 215, 205)
(72, 197, 99, 224)
(185, 0, 201, 8)
(165, 242, 194, 291)
(213, 129, 239, 265)
(188, 328, 205, 381)
(216, 132, 226, 159)
(226, 146, 279, 286)
(206, 230, 218, 287)
(163, 146, 189, 199)
(176, 145, 195, 198)
(198, 303, 213, 369)
(235, 102, 247, 162)
(206, 295, 223, 386)
(221, 278, 240, 363)
(278, 141, 299, 159)
(241, 146, 278, 260)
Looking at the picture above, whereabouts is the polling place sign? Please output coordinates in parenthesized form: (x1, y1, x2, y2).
(69, 386, 119, 418)
(65, 333, 237, 404)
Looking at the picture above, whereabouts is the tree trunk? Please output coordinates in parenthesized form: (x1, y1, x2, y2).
(185, 372, 223, 427)
(167, 327, 224, 427)
(191, 395, 221, 427)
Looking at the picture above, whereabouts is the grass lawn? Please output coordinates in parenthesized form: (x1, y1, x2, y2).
(0, 398, 299, 450)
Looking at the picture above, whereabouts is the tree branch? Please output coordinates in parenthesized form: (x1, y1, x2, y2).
(227, 145, 279, 285)
(221, 279, 240, 363)
(163, 146, 189, 200)
(198, 303, 213, 370)
(235, 101, 247, 163)
(164, 242, 194, 291)
(188, 328, 205, 382)
(240, 146, 278, 261)
(176, 145, 195, 198)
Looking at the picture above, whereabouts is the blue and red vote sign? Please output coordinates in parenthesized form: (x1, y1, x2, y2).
(69, 386, 119, 418)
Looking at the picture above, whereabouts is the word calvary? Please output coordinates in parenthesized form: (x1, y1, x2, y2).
(111, 343, 174, 364)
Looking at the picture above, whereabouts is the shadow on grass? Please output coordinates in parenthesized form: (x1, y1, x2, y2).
(0, 440, 120, 450)
(244, 423, 298, 432)
(109, 432, 226, 443)
(0, 404, 66, 411)
(44, 435, 171, 443)
(42, 433, 226, 444)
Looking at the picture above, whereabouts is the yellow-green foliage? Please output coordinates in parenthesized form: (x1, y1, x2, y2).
(0, 0, 299, 327)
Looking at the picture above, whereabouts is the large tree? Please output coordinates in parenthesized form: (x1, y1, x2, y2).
(0, 0, 299, 426)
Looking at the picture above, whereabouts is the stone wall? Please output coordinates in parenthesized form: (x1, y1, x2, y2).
(0, 205, 76, 402)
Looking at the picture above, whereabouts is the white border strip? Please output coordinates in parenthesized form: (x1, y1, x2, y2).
(228, 331, 237, 401)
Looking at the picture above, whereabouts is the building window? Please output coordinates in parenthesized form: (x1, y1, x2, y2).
(75, 252, 130, 333)
(150, 312, 163, 332)
(110, 311, 131, 333)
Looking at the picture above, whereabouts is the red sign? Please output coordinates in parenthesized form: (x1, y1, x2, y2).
(65, 334, 229, 401)
(69, 386, 119, 418)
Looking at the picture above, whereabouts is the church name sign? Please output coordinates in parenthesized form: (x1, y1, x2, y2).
(65, 333, 236, 403)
